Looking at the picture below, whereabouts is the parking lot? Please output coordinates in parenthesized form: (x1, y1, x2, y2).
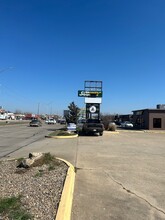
(3, 129, 165, 220)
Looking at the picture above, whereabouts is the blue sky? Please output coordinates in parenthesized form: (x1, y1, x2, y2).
(0, 0, 165, 115)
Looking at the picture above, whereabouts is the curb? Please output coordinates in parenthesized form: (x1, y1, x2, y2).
(117, 129, 165, 134)
(104, 131, 119, 134)
(45, 134, 78, 139)
(55, 158, 75, 220)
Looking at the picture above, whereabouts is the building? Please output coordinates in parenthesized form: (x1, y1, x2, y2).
(132, 104, 165, 130)
(25, 114, 38, 120)
(116, 114, 133, 123)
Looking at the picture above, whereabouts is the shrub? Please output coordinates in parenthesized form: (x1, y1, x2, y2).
(108, 123, 116, 131)
(101, 114, 116, 130)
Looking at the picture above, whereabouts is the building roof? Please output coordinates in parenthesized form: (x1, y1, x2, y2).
(132, 108, 165, 113)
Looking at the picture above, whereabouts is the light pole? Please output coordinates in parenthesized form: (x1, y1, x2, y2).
(37, 103, 40, 115)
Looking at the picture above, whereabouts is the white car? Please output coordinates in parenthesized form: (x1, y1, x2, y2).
(46, 118, 56, 124)
(67, 123, 77, 132)
(121, 121, 133, 128)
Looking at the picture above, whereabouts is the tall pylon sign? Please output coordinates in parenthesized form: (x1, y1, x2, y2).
(78, 80, 103, 119)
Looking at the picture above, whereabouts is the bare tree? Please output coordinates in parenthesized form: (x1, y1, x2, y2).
(101, 114, 116, 130)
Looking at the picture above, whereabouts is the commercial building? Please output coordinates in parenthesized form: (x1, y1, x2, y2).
(132, 104, 165, 130)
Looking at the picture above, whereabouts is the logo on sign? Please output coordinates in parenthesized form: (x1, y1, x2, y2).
(89, 106, 97, 113)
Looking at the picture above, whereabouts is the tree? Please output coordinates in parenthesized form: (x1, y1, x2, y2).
(65, 102, 80, 123)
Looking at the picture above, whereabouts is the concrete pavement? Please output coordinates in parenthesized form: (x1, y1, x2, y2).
(7, 131, 165, 220)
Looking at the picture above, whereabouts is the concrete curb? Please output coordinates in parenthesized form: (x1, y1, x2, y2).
(117, 129, 165, 134)
(55, 158, 75, 220)
(45, 134, 78, 139)
(104, 131, 119, 134)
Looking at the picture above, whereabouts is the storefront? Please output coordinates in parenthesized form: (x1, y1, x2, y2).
(132, 105, 165, 130)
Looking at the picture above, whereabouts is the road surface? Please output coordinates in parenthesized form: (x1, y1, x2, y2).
(0, 122, 62, 158)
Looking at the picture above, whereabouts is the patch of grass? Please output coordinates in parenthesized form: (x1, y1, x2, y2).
(31, 153, 61, 171)
(48, 130, 61, 136)
(43, 153, 55, 164)
(48, 129, 76, 136)
(43, 153, 62, 171)
(34, 170, 43, 177)
(17, 157, 25, 163)
(43, 153, 60, 170)
(0, 195, 32, 220)
(48, 164, 55, 171)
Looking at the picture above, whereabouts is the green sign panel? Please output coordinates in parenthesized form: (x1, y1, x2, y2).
(78, 90, 103, 97)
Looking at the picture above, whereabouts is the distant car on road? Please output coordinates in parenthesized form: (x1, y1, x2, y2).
(60, 119, 66, 124)
(46, 118, 56, 124)
(121, 121, 133, 128)
(29, 119, 42, 127)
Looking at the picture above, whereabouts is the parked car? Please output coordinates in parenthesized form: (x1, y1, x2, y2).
(46, 118, 56, 124)
(121, 121, 133, 128)
(29, 119, 42, 127)
(60, 119, 66, 124)
(67, 123, 77, 132)
(76, 118, 104, 136)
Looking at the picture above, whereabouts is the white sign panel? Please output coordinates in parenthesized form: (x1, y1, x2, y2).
(85, 97, 102, 104)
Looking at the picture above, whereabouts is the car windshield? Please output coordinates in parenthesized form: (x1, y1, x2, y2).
(86, 119, 100, 123)
(31, 119, 38, 122)
(77, 119, 86, 123)
(68, 123, 76, 126)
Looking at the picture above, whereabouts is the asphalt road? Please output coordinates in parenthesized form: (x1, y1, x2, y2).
(1, 129, 165, 220)
(0, 121, 62, 158)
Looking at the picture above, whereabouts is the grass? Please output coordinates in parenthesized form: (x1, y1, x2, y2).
(34, 170, 44, 177)
(17, 157, 25, 163)
(42, 152, 55, 164)
(42, 153, 60, 170)
(48, 129, 76, 136)
(27, 153, 61, 171)
(16, 153, 61, 170)
(0, 195, 32, 220)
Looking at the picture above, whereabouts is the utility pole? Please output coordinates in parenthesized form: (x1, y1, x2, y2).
(37, 103, 40, 115)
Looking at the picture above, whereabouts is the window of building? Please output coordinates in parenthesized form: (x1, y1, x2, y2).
(134, 111, 144, 115)
(153, 118, 162, 128)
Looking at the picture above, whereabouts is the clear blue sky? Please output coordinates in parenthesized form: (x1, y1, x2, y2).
(0, 0, 165, 115)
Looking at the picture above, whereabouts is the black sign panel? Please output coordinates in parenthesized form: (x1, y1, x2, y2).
(86, 103, 100, 114)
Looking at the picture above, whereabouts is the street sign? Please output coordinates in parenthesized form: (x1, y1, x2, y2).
(78, 90, 102, 97)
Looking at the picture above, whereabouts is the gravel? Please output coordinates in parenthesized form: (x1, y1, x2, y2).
(0, 158, 68, 220)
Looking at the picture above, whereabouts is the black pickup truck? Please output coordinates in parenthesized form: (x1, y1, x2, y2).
(76, 118, 104, 136)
